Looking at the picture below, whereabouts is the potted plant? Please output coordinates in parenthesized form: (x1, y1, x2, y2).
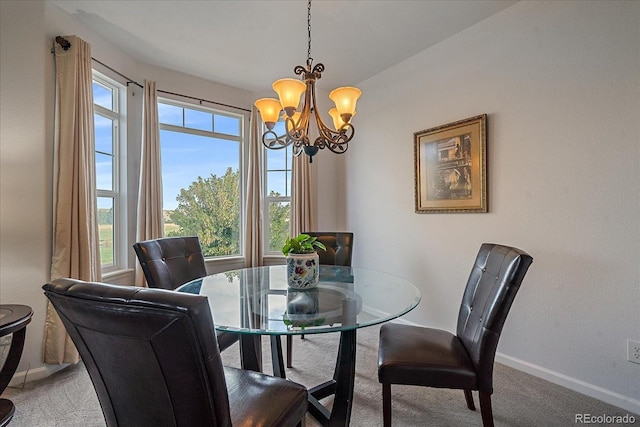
(282, 233, 326, 289)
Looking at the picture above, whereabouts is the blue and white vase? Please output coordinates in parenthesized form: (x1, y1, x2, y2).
(286, 252, 320, 289)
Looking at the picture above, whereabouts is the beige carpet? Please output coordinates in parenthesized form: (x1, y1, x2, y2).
(2, 324, 637, 426)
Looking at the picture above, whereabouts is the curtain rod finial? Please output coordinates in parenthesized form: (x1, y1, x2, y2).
(55, 36, 71, 51)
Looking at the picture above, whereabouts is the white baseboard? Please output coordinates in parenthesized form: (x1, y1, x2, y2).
(8, 364, 68, 388)
(496, 353, 640, 415)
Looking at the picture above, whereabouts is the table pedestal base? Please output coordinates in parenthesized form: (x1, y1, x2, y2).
(262, 330, 357, 427)
(307, 329, 356, 427)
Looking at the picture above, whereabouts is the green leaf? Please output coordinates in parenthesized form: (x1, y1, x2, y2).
(282, 233, 327, 254)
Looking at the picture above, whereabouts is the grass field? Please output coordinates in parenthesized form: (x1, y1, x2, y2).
(99, 224, 114, 265)
(164, 223, 180, 234)
(99, 221, 181, 266)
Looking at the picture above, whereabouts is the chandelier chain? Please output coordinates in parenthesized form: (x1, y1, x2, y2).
(307, 0, 312, 64)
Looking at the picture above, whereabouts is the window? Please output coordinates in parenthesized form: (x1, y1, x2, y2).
(158, 99, 244, 258)
(263, 120, 292, 254)
(93, 72, 126, 273)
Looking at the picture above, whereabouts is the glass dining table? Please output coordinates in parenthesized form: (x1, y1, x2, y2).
(177, 264, 421, 427)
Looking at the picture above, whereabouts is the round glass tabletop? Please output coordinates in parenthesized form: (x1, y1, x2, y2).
(178, 265, 421, 335)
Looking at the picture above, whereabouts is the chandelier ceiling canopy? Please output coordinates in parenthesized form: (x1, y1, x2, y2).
(255, 0, 362, 163)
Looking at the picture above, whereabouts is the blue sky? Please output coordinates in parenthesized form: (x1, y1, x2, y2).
(159, 130, 239, 210)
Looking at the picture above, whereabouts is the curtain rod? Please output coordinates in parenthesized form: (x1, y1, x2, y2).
(156, 89, 251, 113)
(54, 36, 252, 113)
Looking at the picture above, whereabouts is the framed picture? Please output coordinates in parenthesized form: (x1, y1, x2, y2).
(414, 114, 487, 213)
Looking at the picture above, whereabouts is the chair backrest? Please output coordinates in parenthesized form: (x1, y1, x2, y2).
(43, 278, 231, 427)
(304, 231, 354, 266)
(456, 243, 533, 392)
(133, 236, 207, 290)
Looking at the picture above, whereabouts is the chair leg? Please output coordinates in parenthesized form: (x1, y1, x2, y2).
(270, 336, 286, 378)
(464, 389, 476, 410)
(382, 383, 392, 427)
(479, 392, 494, 427)
(286, 335, 293, 368)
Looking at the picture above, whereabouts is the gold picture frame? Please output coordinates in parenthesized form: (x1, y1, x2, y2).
(414, 114, 487, 213)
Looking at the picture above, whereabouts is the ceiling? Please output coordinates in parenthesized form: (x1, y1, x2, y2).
(51, 0, 517, 93)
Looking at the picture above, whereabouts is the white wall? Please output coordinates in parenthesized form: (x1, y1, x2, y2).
(347, 0, 639, 412)
(1, 0, 53, 381)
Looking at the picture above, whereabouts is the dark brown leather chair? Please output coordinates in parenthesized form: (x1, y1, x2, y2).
(133, 236, 206, 291)
(133, 236, 239, 352)
(286, 232, 354, 368)
(378, 243, 533, 427)
(306, 231, 354, 267)
(43, 278, 308, 427)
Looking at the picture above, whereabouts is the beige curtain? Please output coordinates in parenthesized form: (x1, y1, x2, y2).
(135, 80, 164, 287)
(44, 35, 101, 365)
(290, 154, 314, 236)
(244, 107, 264, 267)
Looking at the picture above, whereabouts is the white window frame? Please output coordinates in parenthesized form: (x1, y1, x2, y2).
(157, 98, 246, 260)
(262, 119, 292, 256)
(93, 71, 127, 274)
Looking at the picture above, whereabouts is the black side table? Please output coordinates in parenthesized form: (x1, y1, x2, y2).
(0, 305, 33, 427)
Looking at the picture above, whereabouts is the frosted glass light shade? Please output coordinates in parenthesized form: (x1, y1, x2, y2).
(329, 108, 356, 130)
(329, 86, 362, 117)
(255, 98, 282, 128)
(273, 78, 306, 116)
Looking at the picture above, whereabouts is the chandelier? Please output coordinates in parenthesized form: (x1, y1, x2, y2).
(254, 0, 362, 163)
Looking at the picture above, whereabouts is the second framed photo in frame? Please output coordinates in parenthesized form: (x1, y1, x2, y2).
(414, 114, 487, 213)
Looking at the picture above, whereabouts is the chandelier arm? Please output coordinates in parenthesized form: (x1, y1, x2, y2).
(284, 116, 298, 138)
(309, 80, 354, 153)
(321, 125, 354, 154)
(314, 105, 350, 143)
(261, 130, 292, 150)
(316, 125, 354, 154)
(282, 80, 313, 146)
(299, 82, 313, 140)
